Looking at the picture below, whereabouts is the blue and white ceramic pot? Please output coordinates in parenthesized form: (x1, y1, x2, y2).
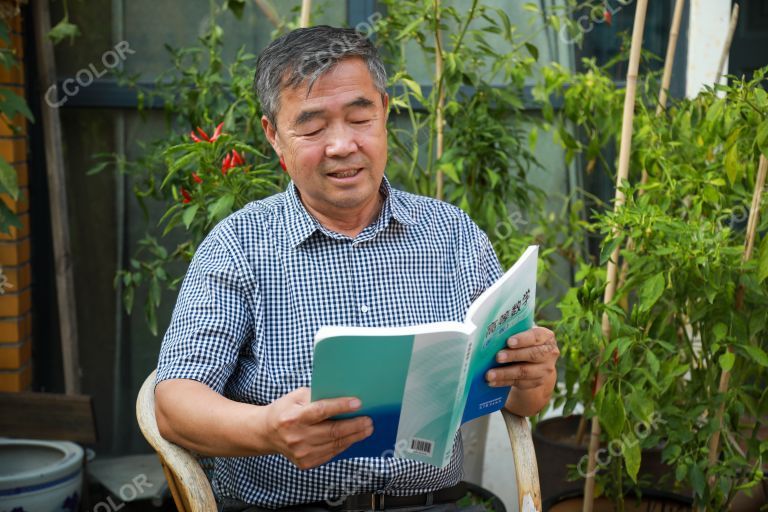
(0, 439, 83, 512)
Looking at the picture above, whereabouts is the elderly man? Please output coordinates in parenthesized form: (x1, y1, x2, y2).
(155, 25, 559, 511)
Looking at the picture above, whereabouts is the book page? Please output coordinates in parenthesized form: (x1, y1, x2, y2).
(460, 245, 538, 424)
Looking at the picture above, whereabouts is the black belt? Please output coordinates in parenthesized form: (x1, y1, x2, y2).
(318, 482, 467, 511)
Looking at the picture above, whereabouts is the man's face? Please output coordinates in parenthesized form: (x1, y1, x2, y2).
(261, 57, 389, 216)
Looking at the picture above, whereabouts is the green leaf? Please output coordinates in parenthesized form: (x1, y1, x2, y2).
(719, 351, 735, 372)
(86, 160, 111, 176)
(623, 433, 641, 483)
(438, 162, 460, 184)
(647, 351, 660, 376)
(600, 235, 624, 265)
(713, 323, 728, 341)
(757, 119, 768, 158)
(740, 344, 768, 367)
(396, 17, 424, 40)
(224, 0, 246, 18)
(0, 89, 34, 121)
(400, 78, 423, 101)
(0, 200, 21, 235)
(182, 204, 199, 229)
(600, 386, 625, 440)
(689, 464, 706, 498)
(524, 42, 539, 61)
(638, 272, 665, 311)
(0, 158, 19, 199)
(724, 143, 742, 184)
(758, 234, 768, 283)
(161, 151, 198, 189)
(209, 194, 235, 221)
(47, 16, 81, 45)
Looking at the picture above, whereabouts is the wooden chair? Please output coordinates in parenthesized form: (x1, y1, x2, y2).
(136, 370, 542, 512)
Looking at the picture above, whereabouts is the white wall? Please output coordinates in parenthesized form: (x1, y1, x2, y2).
(686, 0, 733, 97)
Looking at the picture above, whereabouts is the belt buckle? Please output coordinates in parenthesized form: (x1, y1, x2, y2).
(371, 493, 384, 511)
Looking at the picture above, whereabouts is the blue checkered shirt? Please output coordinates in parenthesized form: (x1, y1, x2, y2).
(156, 176, 502, 508)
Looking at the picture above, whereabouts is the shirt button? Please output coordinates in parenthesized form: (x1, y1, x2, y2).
(360, 305, 369, 313)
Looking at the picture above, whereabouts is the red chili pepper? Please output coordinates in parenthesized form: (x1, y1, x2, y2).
(221, 153, 233, 175)
(180, 186, 192, 203)
(190, 131, 204, 143)
(195, 127, 211, 142)
(231, 149, 245, 166)
(192, 172, 203, 184)
(211, 122, 224, 142)
(604, 9, 612, 26)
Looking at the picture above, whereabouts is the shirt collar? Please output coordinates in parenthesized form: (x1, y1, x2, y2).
(284, 176, 415, 248)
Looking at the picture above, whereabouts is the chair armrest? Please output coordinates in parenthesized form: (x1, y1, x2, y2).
(501, 409, 542, 512)
(136, 370, 217, 512)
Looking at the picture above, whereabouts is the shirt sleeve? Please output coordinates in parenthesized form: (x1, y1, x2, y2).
(155, 230, 254, 394)
(478, 232, 503, 290)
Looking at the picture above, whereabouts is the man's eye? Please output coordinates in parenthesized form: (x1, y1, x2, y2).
(352, 120, 372, 125)
(302, 128, 323, 137)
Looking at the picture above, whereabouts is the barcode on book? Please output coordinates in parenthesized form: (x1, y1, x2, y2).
(409, 438, 434, 456)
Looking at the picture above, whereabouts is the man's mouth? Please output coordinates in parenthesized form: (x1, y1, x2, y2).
(327, 168, 363, 179)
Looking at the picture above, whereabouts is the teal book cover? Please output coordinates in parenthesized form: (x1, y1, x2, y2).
(311, 245, 538, 467)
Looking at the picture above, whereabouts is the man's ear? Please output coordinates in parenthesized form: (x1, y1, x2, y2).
(261, 115, 282, 158)
(382, 93, 390, 122)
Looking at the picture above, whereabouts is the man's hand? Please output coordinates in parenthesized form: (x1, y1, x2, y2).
(486, 326, 559, 416)
(263, 388, 374, 470)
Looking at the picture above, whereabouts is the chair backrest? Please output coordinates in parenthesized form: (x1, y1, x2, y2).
(135, 370, 217, 512)
(137, 370, 542, 512)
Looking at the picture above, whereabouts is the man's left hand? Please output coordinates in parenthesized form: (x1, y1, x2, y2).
(486, 326, 559, 416)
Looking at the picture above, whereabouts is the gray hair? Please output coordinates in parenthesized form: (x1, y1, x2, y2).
(254, 25, 388, 127)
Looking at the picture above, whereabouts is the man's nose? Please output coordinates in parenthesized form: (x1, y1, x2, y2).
(325, 124, 359, 158)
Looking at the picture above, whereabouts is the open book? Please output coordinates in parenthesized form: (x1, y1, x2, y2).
(310, 245, 538, 468)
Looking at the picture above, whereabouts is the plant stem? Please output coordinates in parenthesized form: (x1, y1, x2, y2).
(434, 0, 445, 200)
(253, 0, 280, 28)
(426, 0, 479, 199)
(582, 2, 649, 511)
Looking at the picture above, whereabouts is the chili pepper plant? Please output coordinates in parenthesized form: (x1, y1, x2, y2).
(542, 58, 768, 509)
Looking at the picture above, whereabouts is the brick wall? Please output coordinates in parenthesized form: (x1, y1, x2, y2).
(0, 11, 32, 392)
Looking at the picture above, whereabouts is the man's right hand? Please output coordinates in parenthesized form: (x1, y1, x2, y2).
(263, 387, 374, 470)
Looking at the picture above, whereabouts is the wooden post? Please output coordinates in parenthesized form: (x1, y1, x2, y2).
(656, 0, 686, 117)
(706, 154, 768, 489)
(714, 3, 739, 84)
(434, 0, 445, 201)
(33, 0, 81, 394)
(300, 0, 311, 28)
(582, 2, 649, 510)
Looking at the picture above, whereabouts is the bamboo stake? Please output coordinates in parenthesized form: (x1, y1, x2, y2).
(254, 0, 280, 28)
(656, 0, 686, 117)
(714, 3, 740, 85)
(610, 0, 686, 315)
(300, 0, 311, 28)
(434, 0, 445, 200)
(706, 154, 768, 488)
(33, 0, 81, 394)
(582, 2, 649, 511)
